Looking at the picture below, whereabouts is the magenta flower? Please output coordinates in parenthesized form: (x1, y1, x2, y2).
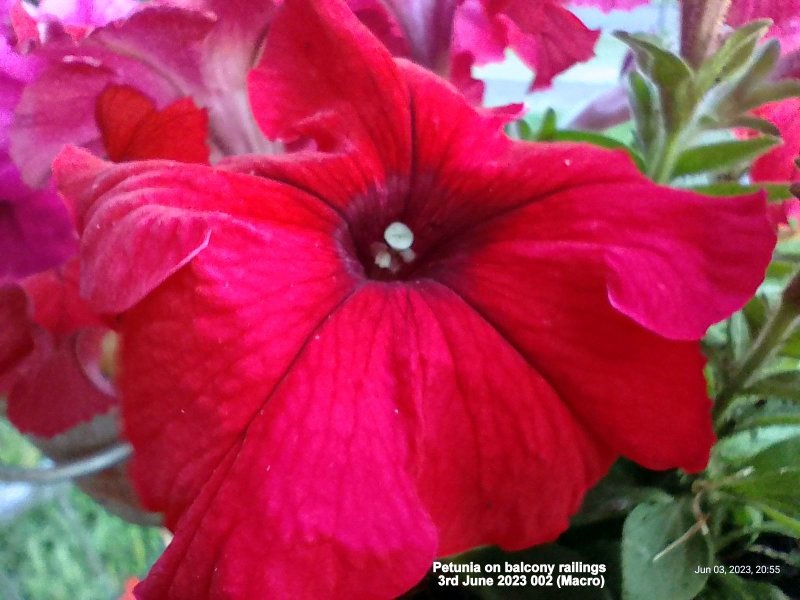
(52, 0, 776, 597)
(1, 25, 75, 280)
(350, 0, 602, 99)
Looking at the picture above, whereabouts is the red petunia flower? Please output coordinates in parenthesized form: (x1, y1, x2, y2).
(740, 98, 800, 229)
(350, 0, 601, 100)
(750, 98, 800, 183)
(55, 0, 774, 597)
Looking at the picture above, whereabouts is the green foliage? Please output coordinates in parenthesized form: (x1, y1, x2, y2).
(616, 22, 798, 183)
(0, 418, 165, 600)
(672, 137, 780, 178)
(621, 499, 712, 600)
(698, 574, 790, 600)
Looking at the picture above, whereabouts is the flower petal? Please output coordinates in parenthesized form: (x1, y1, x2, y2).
(750, 98, 800, 183)
(459, 0, 599, 90)
(440, 241, 716, 472)
(461, 148, 772, 341)
(96, 84, 209, 163)
(570, 0, 649, 10)
(133, 287, 437, 600)
(248, 0, 410, 175)
(55, 149, 357, 517)
(408, 282, 614, 554)
(10, 6, 214, 186)
(0, 161, 76, 281)
(0, 283, 33, 378)
(36, 0, 139, 28)
(727, 0, 800, 52)
(397, 67, 773, 340)
(6, 327, 115, 437)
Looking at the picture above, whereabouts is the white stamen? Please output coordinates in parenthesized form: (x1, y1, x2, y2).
(384, 221, 414, 251)
(399, 248, 416, 264)
(374, 250, 393, 269)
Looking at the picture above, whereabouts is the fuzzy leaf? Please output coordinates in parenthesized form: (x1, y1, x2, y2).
(621, 499, 713, 600)
(673, 136, 780, 178)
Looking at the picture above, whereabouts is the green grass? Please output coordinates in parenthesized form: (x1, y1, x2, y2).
(0, 418, 166, 600)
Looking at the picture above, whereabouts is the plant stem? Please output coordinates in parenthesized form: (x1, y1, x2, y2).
(713, 302, 799, 426)
(0, 443, 131, 485)
(649, 131, 681, 183)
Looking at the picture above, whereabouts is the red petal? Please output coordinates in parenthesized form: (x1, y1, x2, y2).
(727, 0, 800, 52)
(751, 98, 800, 183)
(0, 284, 33, 377)
(408, 283, 614, 554)
(22, 258, 104, 335)
(248, 0, 410, 175)
(55, 151, 356, 517)
(570, 0, 649, 10)
(96, 84, 209, 163)
(347, 0, 412, 58)
(6, 326, 116, 437)
(458, 0, 599, 90)
(134, 287, 438, 600)
(397, 64, 773, 340)
(96, 84, 154, 162)
(440, 243, 716, 472)
(459, 149, 772, 341)
(10, 6, 214, 186)
(501, 0, 600, 89)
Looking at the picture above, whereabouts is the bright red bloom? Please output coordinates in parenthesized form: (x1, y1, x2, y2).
(750, 98, 800, 183)
(56, 0, 774, 597)
(96, 84, 209, 164)
(350, 0, 601, 99)
(727, 0, 800, 52)
(746, 98, 800, 229)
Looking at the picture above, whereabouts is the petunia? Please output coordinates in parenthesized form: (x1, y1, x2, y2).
(55, 0, 775, 597)
(1, 29, 75, 280)
(0, 262, 115, 437)
(34, 0, 140, 29)
(750, 98, 800, 182)
(350, 0, 601, 100)
(727, 0, 800, 53)
(745, 98, 800, 230)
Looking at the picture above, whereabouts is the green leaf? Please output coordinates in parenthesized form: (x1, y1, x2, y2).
(724, 115, 781, 137)
(546, 130, 645, 171)
(536, 108, 558, 141)
(698, 573, 789, 600)
(615, 33, 693, 89)
(572, 464, 671, 526)
(713, 426, 800, 464)
(692, 183, 794, 201)
(621, 499, 713, 600)
(744, 79, 800, 112)
(744, 370, 800, 402)
(696, 20, 771, 94)
(720, 436, 800, 518)
(616, 32, 695, 131)
(627, 70, 659, 153)
(673, 136, 780, 177)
